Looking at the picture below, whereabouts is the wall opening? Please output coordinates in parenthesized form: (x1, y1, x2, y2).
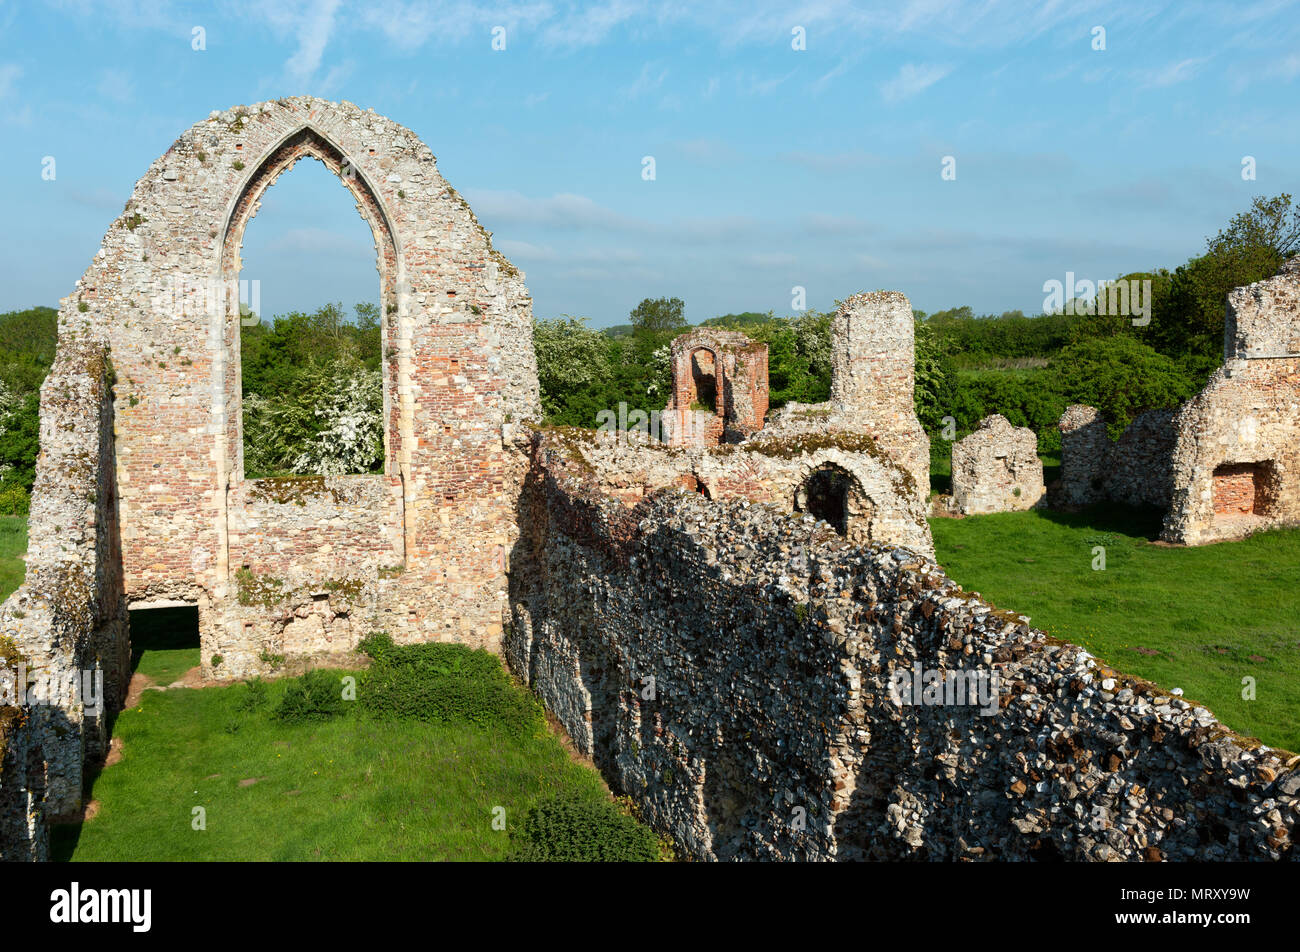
(1212, 461, 1275, 518)
(798, 464, 854, 535)
(689, 348, 719, 414)
(128, 605, 201, 682)
(236, 156, 384, 479)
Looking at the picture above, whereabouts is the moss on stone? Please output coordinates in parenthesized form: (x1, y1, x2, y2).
(235, 567, 286, 607)
(322, 576, 366, 601)
(248, 476, 338, 505)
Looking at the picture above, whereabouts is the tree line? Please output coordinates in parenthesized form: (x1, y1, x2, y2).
(0, 192, 1293, 512)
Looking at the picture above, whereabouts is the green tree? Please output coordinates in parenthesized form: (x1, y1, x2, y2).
(532, 316, 613, 424)
(1149, 194, 1300, 361)
(913, 319, 947, 432)
(629, 296, 687, 334)
(1050, 336, 1196, 437)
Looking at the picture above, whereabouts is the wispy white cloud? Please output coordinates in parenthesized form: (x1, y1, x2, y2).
(737, 69, 795, 96)
(358, 0, 553, 53)
(1141, 56, 1210, 88)
(284, 0, 342, 84)
(880, 62, 951, 102)
(622, 61, 668, 100)
(541, 0, 643, 49)
(463, 190, 636, 230)
(1274, 52, 1300, 79)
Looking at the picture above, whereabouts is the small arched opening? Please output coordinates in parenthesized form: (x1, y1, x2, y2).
(795, 463, 875, 543)
(688, 348, 719, 414)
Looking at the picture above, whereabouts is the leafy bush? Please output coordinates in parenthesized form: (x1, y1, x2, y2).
(939, 367, 1068, 452)
(356, 630, 395, 663)
(273, 669, 349, 722)
(243, 356, 383, 477)
(0, 480, 29, 516)
(507, 790, 661, 862)
(358, 634, 544, 739)
(1049, 336, 1197, 437)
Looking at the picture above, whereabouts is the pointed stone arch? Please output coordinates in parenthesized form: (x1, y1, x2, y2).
(215, 123, 406, 482)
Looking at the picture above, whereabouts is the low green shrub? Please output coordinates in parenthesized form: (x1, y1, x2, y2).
(236, 676, 270, 713)
(507, 790, 660, 862)
(0, 481, 29, 516)
(273, 669, 348, 722)
(358, 633, 543, 739)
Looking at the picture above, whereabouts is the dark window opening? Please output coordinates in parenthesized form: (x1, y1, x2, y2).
(799, 464, 854, 536)
(128, 605, 201, 682)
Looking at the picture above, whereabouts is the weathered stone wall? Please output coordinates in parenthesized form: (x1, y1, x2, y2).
(0, 341, 127, 831)
(54, 97, 538, 677)
(508, 437, 1298, 861)
(1058, 405, 1109, 505)
(545, 426, 933, 557)
(950, 414, 1045, 515)
(1058, 406, 1176, 509)
(0, 695, 48, 861)
(1164, 257, 1300, 544)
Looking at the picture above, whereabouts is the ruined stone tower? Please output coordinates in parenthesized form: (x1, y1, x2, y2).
(826, 291, 929, 504)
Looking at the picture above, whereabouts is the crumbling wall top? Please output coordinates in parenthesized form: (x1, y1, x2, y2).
(1225, 254, 1300, 360)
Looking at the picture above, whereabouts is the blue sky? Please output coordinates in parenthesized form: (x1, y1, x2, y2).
(1, 0, 1298, 327)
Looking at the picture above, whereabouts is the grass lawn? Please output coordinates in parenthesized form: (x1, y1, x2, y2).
(0, 515, 27, 599)
(55, 674, 621, 861)
(931, 504, 1300, 752)
(52, 627, 661, 861)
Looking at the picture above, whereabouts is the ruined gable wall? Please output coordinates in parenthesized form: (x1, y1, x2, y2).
(950, 414, 1045, 515)
(0, 341, 127, 824)
(53, 97, 538, 673)
(508, 437, 1298, 861)
(1164, 258, 1300, 544)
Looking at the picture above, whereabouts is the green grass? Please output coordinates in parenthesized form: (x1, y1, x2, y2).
(0, 515, 28, 599)
(931, 505, 1300, 752)
(55, 645, 650, 861)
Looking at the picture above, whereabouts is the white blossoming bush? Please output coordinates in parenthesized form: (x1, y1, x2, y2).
(292, 362, 384, 475)
(243, 357, 383, 476)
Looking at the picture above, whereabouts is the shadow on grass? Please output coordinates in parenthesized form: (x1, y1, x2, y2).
(50, 820, 83, 861)
(1034, 503, 1166, 541)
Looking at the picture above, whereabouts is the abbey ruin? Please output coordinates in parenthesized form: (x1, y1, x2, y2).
(2, 99, 1297, 862)
(1059, 256, 1300, 543)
